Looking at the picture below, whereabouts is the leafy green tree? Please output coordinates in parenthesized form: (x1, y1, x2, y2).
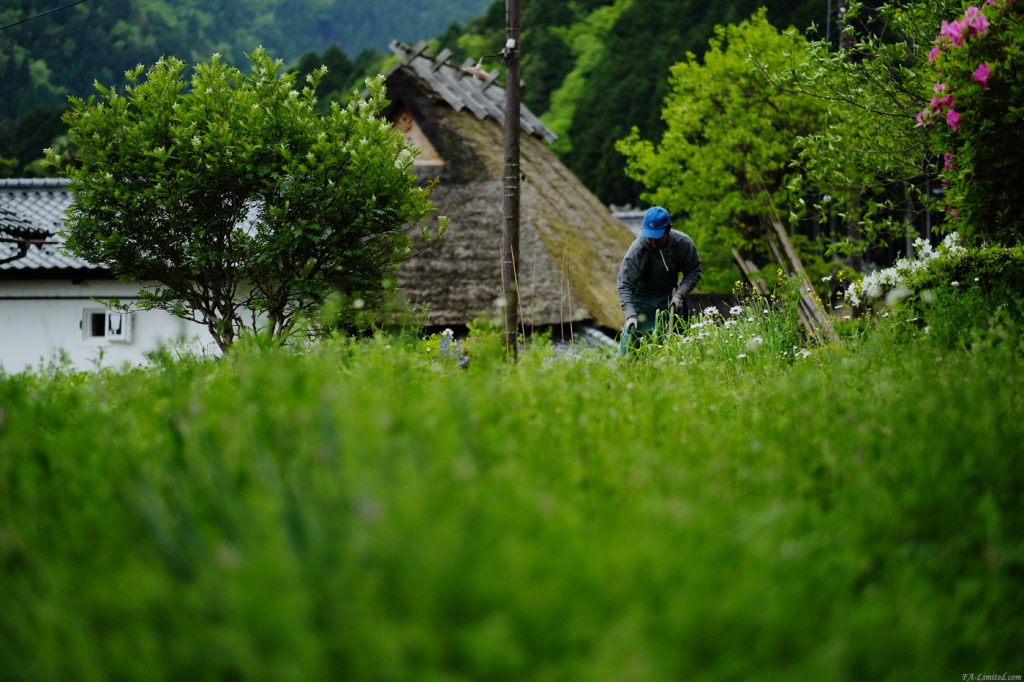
(564, 0, 824, 206)
(49, 49, 432, 350)
(442, 0, 505, 69)
(435, 1, 614, 140)
(618, 11, 827, 290)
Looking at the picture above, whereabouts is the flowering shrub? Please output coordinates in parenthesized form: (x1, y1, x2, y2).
(631, 286, 806, 368)
(423, 328, 469, 368)
(904, 243, 1024, 349)
(920, 0, 1024, 244)
(846, 232, 1024, 350)
(844, 232, 966, 307)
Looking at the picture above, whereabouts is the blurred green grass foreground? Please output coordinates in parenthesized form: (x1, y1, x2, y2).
(1, 283, 1022, 681)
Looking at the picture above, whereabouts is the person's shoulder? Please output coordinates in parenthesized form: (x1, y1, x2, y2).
(625, 237, 646, 254)
(669, 229, 696, 245)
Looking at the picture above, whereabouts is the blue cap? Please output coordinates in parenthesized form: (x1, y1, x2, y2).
(640, 206, 671, 238)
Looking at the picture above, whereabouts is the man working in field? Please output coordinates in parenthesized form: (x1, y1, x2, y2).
(616, 206, 702, 352)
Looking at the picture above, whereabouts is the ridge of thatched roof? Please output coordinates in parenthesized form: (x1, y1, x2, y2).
(388, 40, 556, 144)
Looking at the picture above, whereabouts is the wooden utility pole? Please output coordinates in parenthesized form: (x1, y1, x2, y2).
(501, 0, 521, 359)
(825, 0, 833, 44)
(837, 0, 853, 50)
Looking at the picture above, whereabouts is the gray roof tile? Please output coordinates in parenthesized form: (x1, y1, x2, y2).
(0, 178, 103, 272)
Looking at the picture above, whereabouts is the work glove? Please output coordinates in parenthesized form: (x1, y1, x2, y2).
(624, 315, 638, 332)
(669, 294, 684, 317)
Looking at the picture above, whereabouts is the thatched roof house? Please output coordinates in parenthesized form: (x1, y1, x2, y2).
(384, 41, 634, 330)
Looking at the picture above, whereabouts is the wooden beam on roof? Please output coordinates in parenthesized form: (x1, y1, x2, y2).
(482, 70, 501, 90)
(406, 40, 429, 63)
(433, 48, 452, 69)
(392, 41, 556, 143)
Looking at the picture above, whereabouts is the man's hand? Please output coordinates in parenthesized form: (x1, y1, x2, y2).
(624, 315, 638, 332)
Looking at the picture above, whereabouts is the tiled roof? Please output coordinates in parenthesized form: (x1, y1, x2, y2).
(388, 41, 556, 144)
(0, 178, 103, 272)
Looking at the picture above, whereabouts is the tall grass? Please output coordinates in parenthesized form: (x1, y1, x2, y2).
(1, 289, 1021, 680)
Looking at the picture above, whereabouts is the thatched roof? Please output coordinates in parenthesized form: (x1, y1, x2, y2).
(386, 42, 634, 330)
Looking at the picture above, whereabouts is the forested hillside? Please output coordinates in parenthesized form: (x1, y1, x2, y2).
(0, 0, 490, 120)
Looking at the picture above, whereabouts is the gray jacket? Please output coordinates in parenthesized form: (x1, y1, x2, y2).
(616, 230, 702, 319)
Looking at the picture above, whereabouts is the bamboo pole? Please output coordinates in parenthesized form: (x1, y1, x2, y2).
(764, 211, 840, 344)
(731, 247, 770, 296)
(753, 186, 840, 344)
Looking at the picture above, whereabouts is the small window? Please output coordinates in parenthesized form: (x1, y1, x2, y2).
(392, 108, 444, 167)
(89, 311, 106, 337)
(82, 308, 133, 343)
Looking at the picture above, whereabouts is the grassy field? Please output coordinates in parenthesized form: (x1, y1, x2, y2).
(1, 286, 1022, 681)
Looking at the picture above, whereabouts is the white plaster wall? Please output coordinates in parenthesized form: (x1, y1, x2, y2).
(0, 279, 219, 374)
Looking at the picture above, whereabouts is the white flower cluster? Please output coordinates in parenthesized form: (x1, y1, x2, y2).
(845, 232, 965, 307)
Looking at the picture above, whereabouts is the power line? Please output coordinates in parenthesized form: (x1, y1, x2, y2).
(0, 0, 88, 32)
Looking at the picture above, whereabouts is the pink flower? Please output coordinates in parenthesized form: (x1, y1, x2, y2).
(947, 206, 961, 218)
(916, 108, 932, 126)
(929, 44, 942, 62)
(973, 62, 991, 87)
(944, 152, 954, 170)
(962, 7, 991, 36)
(941, 19, 967, 46)
(935, 94, 955, 110)
(946, 108, 961, 131)
(934, 82, 948, 94)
